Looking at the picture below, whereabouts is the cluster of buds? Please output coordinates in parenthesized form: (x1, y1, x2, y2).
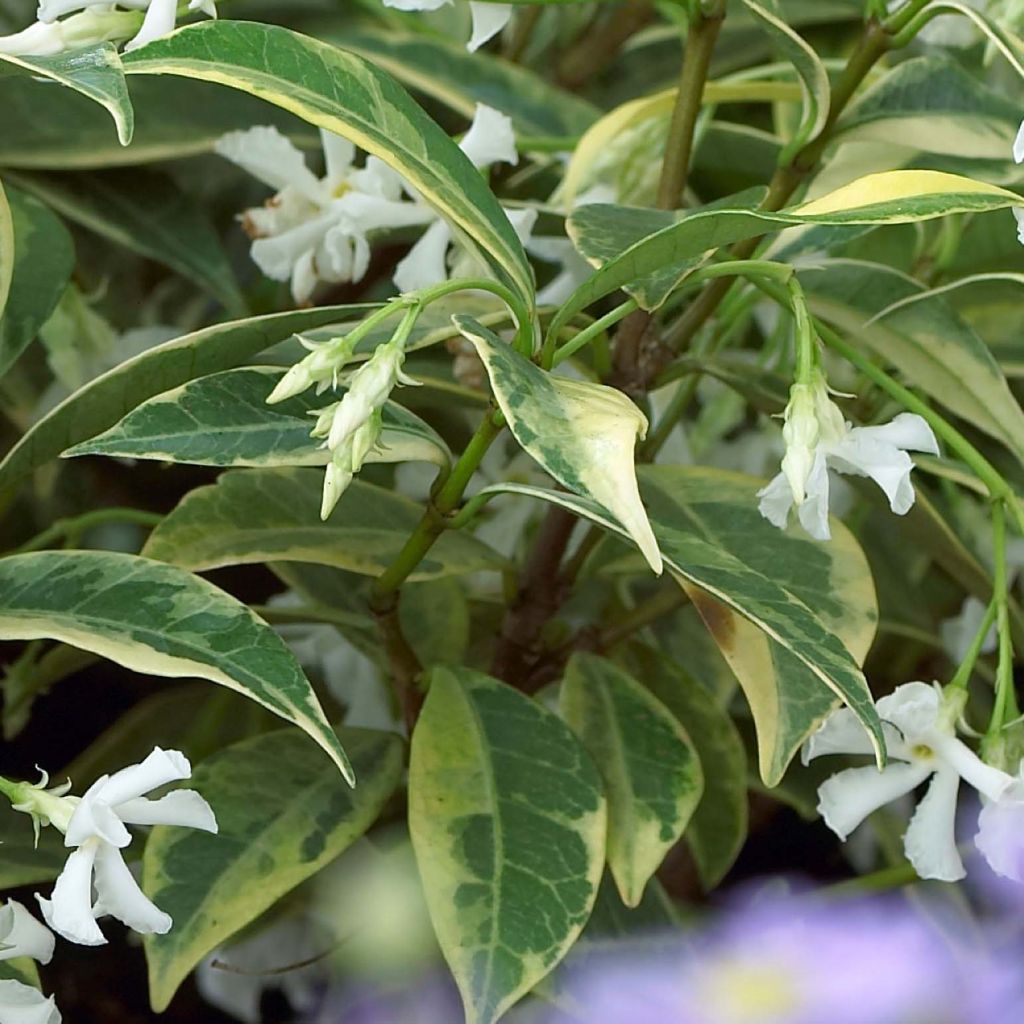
(269, 309, 420, 518)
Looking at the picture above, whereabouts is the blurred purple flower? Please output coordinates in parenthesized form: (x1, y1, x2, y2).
(541, 891, 1023, 1024)
(310, 974, 461, 1024)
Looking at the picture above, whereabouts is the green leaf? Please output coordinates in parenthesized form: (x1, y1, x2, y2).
(342, 27, 598, 137)
(560, 170, 1023, 324)
(143, 726, 403, 1012)
(560, 653, 703, 908)
(474, 467, 881, 784)
(0, 76, 313, 170)
(141, 469, 506, 580)
(9, 168, 245, 314)
(838, 56, 1019, 160)
(0, 801, 67, 890)
(620, 644, 747, 890)
(64, 367, 450, 471)
(0, 185, 75, 379)
(0, 550, 354, 783)
(0, 43, 133, 146)
(741, 0, 830, 154)
(0, 958, 40, 989)
(409, 666, 606, 1024)
(0, 182, 12, 320)
(803, 259, 1024, 467)
(456, 316, 661, 574)
(0, 303, 378, 506)
(122, 20, 534, 308)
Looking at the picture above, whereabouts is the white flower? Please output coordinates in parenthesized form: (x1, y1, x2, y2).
(35, 748, 217, 946)
(0, 8, 138, 54)
(382, 0, 513, 51)
(0, 902, 54, 966)
(392, 104, 523, 293)
(805, 682, 1014, 881)
(758, 372, 939, 541)
(216, 127, 432, 304)
(525, 236, 593, 307)
(0, 980, 61, 1024)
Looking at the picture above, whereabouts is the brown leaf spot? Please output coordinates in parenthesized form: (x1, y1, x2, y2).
(689, 588, 737, 651)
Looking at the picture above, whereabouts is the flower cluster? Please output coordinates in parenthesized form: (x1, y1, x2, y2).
(805, 682, 1024, 882)
(758, 370, 939, 541)
(0, 0, 216, 55)
(381, 0, 513, 52)
(217, 104, 524, 305)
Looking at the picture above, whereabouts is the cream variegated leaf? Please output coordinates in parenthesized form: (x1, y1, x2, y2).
(455, 315, 662, 574)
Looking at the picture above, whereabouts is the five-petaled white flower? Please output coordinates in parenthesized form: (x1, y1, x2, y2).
(805, 682, 1014, 881)
(382, 0, 513, 51)
(216, 126, 433, 305)
(35, 748, 217, 946)
(758, 371, 939, 541)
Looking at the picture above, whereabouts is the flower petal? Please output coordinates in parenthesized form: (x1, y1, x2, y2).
(802, 708, 906, 764)
(124, 0, 178, 51)
(1015, 119, 1024, 164)
(116, 791, 218, 833)
(65, 789, 132, 850)
(37, 842, 106, 947)
(393, 219, 453, 293)
(817, 762, 931, 840)
(876, 681, 940, 742)
(796, 447, 831, 541)
(467, 2, 513, 51)
(0, 901, 55, 965)
(0, 980, 62, 1024)
(930, 733, 1013, 802)
(976, 787, 1024, 882)
(98, 748, 192, 807)
(458, 103, 517, 169)
(903, 766, 965, 881)
(215, 126, 323, 202)
(250, 214, 334, 282)
(851, 413, 939, 455)
(92, 844, 171, 936)
(828, 432, 917, 515)
(319, 129, 355, 190)
(757, 471, 793, 530)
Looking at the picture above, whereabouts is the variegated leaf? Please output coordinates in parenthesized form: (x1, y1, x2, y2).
(142, 469, 505, 579)
(455, 316, 661, 574)
(64, 367, 450, 470)
(409, 667, 606, 1024)
(0, 551, 353, 783)
(561, 653, 703, 907)
(143, 727, 402, 1011)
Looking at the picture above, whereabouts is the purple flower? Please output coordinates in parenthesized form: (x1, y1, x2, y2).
(542, 890, 1022, 1024)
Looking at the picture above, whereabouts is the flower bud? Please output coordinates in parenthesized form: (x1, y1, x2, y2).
(781, 383, 818, 506)
(0, 9, 141, 55)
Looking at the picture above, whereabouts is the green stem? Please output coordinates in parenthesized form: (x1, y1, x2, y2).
(988, 501, 1019, 732)
(549, 299, 637, 369)
(371, 411, 505, 601)
(599, 587, 688, 650)
(657, 0, 727, 210)
(11, 508, 164, 555)
(0, 776, 21, 803)
(251, 604, 370, 632)
(411, 277, 533, 356)
(948, 598, 999, 691)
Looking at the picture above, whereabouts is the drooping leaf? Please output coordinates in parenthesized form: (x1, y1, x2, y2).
(561, 653, 703, 907)
(0, 551, 353, 783)
(0, 185, 75, 379)
(0, 43, 133, 146)
(122, 20, 534, 307)
(9, 168, 245, 314)
(0, 303, 378, 505)
(143, 726, 403, 1011)
(142, 469, 506, 580)
(456, 316, 662, 574)
(620, 644, 747, 889)
(409, 666, 606, 1024)
(64, 367, 450, 470)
